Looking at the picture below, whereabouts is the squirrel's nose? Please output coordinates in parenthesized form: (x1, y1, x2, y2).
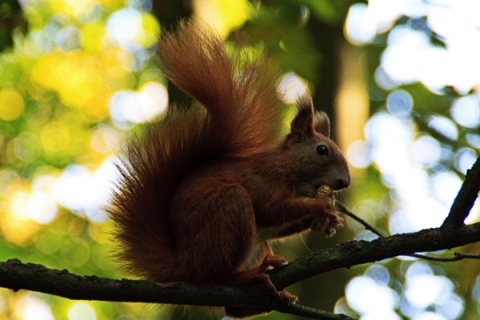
(334, 177, 350, 190)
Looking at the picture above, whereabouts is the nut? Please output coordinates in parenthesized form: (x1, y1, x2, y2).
(316, 185, 334, 203)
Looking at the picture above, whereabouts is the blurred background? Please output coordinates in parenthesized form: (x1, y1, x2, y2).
(0, 0, 479, 319)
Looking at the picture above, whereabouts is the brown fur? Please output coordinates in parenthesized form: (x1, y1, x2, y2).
(109, 21, 350, 318)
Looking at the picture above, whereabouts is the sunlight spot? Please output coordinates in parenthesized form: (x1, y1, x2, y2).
(10, 190, 30, 220)
(407, 198, 447, 231)
(90, 125, 120, 154)
(194, 0, 251, 37)
(402, 262, 463, 318)
(106, 8, 143, 49)
(27, 191, 57, 224)
(405, 274, 453, 309)
(467, 133, 480, 148)
(345, 1, 480, 93)
(451, 95, 480, 128)
(53, 165, 92, 212)
(454, 148, 477, 174)
(109, 81, 168, 128)
(137, 81, 168, 119)
(12, 133, 41, 163)
(386, 90, 413, 117)
(364, 264, 390, 286)
(375, 66, 398, 90)
(437, 296, 464, 320)
(346, 275, 398, 315)
(52, 159, 117, 222)
(465, 200, 480, 224)
(365, 112, 414, 145)
(411, 136, 441, 168)
(431, 171, 462, 206)
(16, 294, 54, 320)
(40, 121, 71, 155)
(381, 27, 430, 85)
(277, 72, 310, 103)
(0, 88, 25, 121)
(106, 7, 159, 50)
(344, 3, 377, 45)
(68, 302, 96, 320)
(347, 140, 371, 168)
(427, 115, 458, 141)
(472, 276, 480, 301)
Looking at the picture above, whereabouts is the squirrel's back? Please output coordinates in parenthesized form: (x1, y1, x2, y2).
(109, 21, 284, 280)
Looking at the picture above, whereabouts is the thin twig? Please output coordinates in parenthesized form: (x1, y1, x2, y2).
(411, 253, 463, 262)
(454, 252, 480, 259)
(335, 202, 384, 238)
(412, 252, 480, 262)
(276, 303, 356, 320)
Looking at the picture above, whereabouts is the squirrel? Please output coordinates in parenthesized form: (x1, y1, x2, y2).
(108, 21, 350, 318)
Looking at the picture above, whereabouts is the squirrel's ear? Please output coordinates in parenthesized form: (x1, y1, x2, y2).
(314, 112, 330, 137)
(290, 98, 316, 142)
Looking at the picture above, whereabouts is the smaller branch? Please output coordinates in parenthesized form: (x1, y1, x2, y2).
(453, 252, 480, 259)
(411, 252, 480, 262)
(411, 113, 456, 145)
(276, 304, 356, 320)
(336, 202, 480, 263)
(442, 156, 480, 229)
(411, 252, 470, 262)
(269, 222, 480, 290)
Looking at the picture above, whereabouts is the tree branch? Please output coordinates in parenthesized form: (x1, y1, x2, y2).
(441, 156, 480, 229)
(0, 223, 479, 318)
(0, 258, 354, 319)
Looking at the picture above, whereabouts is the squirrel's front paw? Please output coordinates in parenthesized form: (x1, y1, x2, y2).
(324, 215, 344, 237)
(311, 185, 344, 237)
(311, 213, 344, 237)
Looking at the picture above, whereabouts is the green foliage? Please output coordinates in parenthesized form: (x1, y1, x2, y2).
(243, 3, 322, 83)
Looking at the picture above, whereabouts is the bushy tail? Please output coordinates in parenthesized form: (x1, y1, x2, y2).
(109, 20, 283, 280)
(109, 109, 207, 280)
(159, 20, 283, 156)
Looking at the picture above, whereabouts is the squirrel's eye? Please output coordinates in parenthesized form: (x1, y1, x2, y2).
(316, 145, 329, 156)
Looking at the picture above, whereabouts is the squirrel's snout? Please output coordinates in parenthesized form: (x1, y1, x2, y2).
(333, 177, 350, 191)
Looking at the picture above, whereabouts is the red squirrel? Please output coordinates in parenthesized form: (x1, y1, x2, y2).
(109, 21, 350, 317)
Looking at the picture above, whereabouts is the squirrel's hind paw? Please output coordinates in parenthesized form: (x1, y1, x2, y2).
(261, 254, 288, 271)
(278, 291, 298, 305)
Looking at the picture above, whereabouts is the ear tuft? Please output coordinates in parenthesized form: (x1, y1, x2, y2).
(314, 112, 330, 137)
(290, 98, 315, 142)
